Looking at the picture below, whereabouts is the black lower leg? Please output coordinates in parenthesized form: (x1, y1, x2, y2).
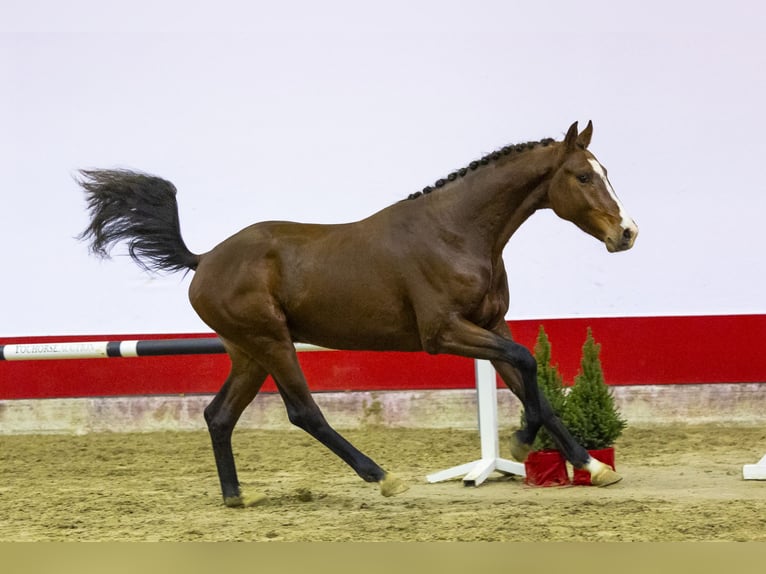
(507, 345, 545, 446)
(494, 344, 590, 467)
(202, 359, 266, 503)
(284, 400, 386, 482)
(204, 405, 242, 500)
(538, 396, 590, 467)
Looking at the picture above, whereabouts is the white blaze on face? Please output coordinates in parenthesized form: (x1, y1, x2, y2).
(587, 158, 638, 236)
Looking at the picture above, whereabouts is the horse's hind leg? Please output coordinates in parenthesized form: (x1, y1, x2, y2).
(266, 342, 408, 497)
(204, 345, 268, 507)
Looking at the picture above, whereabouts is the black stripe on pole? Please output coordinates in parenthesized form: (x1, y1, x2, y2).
(133, 338, 226, 356)
(106, 342, 122, 357)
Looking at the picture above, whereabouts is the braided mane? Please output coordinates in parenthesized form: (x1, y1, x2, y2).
(406, 137, 556, 201)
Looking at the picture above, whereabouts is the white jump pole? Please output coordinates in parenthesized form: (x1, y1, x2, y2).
(426, 359, 525, 485)
(0, 338, 324, 360)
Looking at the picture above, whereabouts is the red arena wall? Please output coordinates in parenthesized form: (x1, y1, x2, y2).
(1, 314, 765, 400)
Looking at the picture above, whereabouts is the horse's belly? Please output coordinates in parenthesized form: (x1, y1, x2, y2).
(284, 290, 422, 352)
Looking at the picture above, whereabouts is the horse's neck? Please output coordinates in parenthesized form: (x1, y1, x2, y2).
(437, 147, 558, 255)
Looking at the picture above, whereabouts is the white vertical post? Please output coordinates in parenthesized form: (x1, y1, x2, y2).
(476, 359, 500, 459)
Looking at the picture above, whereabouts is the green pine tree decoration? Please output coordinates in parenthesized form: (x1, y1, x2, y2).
(562, 328, 627, 450)
(520, 325, 567, 451)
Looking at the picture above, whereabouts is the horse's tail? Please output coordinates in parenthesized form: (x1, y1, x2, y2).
(76, 169, 200, 274)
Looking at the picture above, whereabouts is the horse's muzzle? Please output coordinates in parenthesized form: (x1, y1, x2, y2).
(606, 222, 638, 252)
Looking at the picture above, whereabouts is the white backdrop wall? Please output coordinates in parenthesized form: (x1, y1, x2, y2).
(2, 0, 764, 336)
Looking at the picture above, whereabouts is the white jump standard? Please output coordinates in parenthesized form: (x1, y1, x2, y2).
(743, 455, 766, 480)
(427, 360, 526, 485)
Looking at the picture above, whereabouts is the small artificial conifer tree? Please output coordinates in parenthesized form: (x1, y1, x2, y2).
(562, 328, 627, 450)
(520, 325, 567, 451)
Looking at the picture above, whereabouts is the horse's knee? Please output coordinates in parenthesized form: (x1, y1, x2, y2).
(510, 345, 536, 376)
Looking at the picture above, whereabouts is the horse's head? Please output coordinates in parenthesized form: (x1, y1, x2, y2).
(547, 121, 638, 252)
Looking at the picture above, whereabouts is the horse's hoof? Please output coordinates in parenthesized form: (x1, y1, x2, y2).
(509, 433, 532, 462)
(380, 473, 409, 497)
(224, 491, 268, 508)
(589, 464, 622, 487)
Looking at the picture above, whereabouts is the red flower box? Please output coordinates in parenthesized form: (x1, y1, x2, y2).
(524, 449, 570, 486)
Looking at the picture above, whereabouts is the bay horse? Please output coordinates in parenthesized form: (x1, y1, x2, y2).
(78, 121, 638, 507)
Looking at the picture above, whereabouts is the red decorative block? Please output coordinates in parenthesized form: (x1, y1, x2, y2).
(523, 449, 570, 487)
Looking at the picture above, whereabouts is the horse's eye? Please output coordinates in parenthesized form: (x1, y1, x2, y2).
(576, 174, 591, 184)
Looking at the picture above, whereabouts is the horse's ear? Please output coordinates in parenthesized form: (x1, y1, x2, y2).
(577, 120, 593, 149)
(564, 121, 579, 152)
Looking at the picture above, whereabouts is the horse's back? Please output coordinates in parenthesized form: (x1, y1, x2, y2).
(189, 218, 423, 351)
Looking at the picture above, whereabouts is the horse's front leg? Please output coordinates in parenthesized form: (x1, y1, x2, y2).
(485, 360, 541, 462)
(490, 360, 581, 460)
(430, 318, 621, 486)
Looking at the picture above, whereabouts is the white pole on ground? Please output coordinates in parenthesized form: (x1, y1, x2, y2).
(426, 359, 526, 486)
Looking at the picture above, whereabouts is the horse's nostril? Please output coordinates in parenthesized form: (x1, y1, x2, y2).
(622, 228, 633, 240)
